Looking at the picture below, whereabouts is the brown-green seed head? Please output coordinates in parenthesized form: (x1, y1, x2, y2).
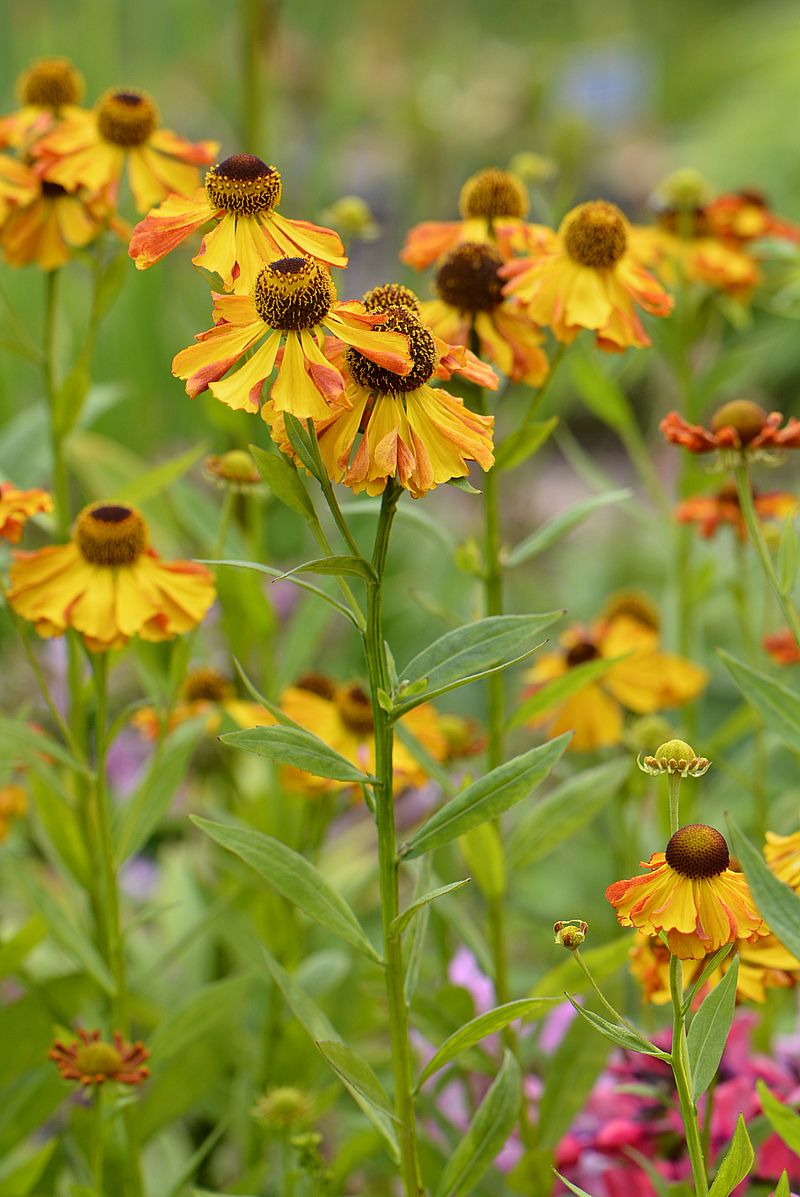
(18, 58, 84, 108)
(181, 667, 233, 704)
(74, 1041, 122, 1078)
(96, 90, 158, 147)
(346, 307, 435, 395)
(710, 400, 768, 445)
(335, 683, 374, 737)
(435, 242, 505, 313)
(362, 282, 420, 315)
(563, 200, 628, 269)
(459, 168, 529, 220)
(75, 503, 147, 566)
(665, 824, 730, 879)
(254, 257, 335, 331)
(296, 673, 337, 701)
(655, 739, 696, 766)
(206, 154, 282, 215)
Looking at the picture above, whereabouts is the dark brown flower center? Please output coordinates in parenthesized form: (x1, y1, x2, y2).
(656, 205, 710, 238)
(181, 667, 232, 704)
(435, 242, 505, 313)
(710, 400, 768, 445)
(603, 591, 660, 631)
(42, 181, 69, 200)
(19, 58, 84, 108)
(296, 673, 337, 700)
(362, 282, 420, 315)
(459, 168, 529, 220)
(74, 503, 147, 566)
(96, 90, 158, 147)
(335, 683, 374, 737)
(566, 641, 600, 667)
(665, 824, 730, 879)
(563, 200, 628, 269)
(205, 154, 282, 215)
(346, 307, 435, 395)
(253, 257, 335, 331)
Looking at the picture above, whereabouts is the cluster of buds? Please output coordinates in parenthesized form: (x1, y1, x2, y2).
(554, 919, 588, 950)
(638, 739, 711, 779)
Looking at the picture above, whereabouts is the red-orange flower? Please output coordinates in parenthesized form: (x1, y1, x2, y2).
(49, 1027, 150, 1087)
(628, 207, 759, 299)
(675, 482, 797, 540)
(661, 401, 800, 456)
(1, 177, 105, 270)
(763, 631, 800, 666)
(707, 189, 800, 247)
(0, 482, 52, 542)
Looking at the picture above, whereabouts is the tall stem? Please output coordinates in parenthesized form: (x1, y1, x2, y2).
(734, 461, 800, 649)
(669, 955, 709, 1197)
(364, 483, 424, 1197)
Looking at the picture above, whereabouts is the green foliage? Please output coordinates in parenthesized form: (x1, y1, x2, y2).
(417, 998, 559, 1088)
(708, 1114, 754, 1196)
(687, 957, 739, 1099)
(727, 816, 800, 958)
(433, 1051, 521, 1197)
(221, 724, 376, 783)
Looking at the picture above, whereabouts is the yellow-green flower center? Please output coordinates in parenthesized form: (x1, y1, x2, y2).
(74, 1041, 123, 1078)
(181, 667, 233, 704)
(563, 200, 628, 269)
(205, 449, 261, 490)
(75, 503, 147, 566)
(603, 590, 660, 631)
(710, 400, 768, 445)
(435, 242, 505, 313)
(346, 307, 435, 395)
(654, 739, 696, 766)
(459, 168, 529, 220)
(253, 257, 335, 332)
(362, 282, 420, 315)
(665, 824, 730, 879)
(18, 58, 84, 108)
(97, 90, 158, 147)
(205, 154, 283, 215)
(335, 683, 374, 737)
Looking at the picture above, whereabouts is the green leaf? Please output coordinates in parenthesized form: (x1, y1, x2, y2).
(727, 815, 800, 959)
(777, 515, 798, 596)
(508, 654, 625, 729)
(434, 1050, 521, 1197)
(530, 937, 631, 999)
(687, 957, 739, 1099)
(316, 1041, 396, 1122)
(115, 720, 203, 862)
(505, 489, 631, 568)
(250, 442, 317, 523)
(393, 612, 563, 717)
(495, 417, 558, 472)
(115, 442, 208, 506)
(262, 951, 400, 1161)
(208, 559, 360, 627)
(459, 822, 506, 900)
(552, 1171, 600, 1197)
(567, 999, 668, 1058)
(756, 1080, 800, 1153)
(401, 736, 570, 858)
(20, 876, 114, 994)
(0, 1139, 56, 1195)
(279, 555, 376, 583)
(571, 354, 635, 434)
(391, 880, 471, 938)
(149, 973, 252, 1067)
(220, 724, 375, 783)
(0, 717, 89, 774)
(417, 999, 559, 1089)
(719, 650, 800, 753)
(507, 757, 629, 869)
(283, 412, 325, 481)
(448, 476, 481, 494)
(193, 818, 382, 964)
(773, 1171, 792, 1197)
(0, 916, 47, 977)
(708, 1114, 754, 1196)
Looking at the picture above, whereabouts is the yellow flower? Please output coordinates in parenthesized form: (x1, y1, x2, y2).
(630, 931, 799, 1004)
(8, 501, 215, 652)
(1, 177, 105, 270)
(172, 256, 411, 421)
(607, 824, 768, 960)
(129, 153, 346, 291)
(132, 666, 273, 740)
(502, 199, 673, 351)
(279, 674, 448, 795)
(419, 242, 549, 387)
(0, 154, 39, 224)
(628, 206, 758, 299)
(764, 829, 800, 892)
(36, 88, 218, 213)
(524, 599, 708, 752)
(49, 1027, 149, 1088)
(0, 482, 52, 542)
(0, 58, 85, 151)
(0, 783, 27, 841)
(401, 166, 553, 269)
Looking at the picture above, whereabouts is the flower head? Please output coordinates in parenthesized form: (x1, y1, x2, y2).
(502, 199, 673, 351)
(8, 501, 215, 652)
(707, 188, 800, 248)
(133, 665, 272, 740)
(49, 1026, 150, 1087)
(0, 482, 52, 542)
(253, 1086, 314, 1130)
(0, 174, 105, 270)
(661, 401, 800, 464)
(764, 630, 800, 666)
(764, 829, 800, 892)
(36, 87, 218, 213)
(628, 204, 759, 298)
(129, 153, 346, 290)
(173, 256, 411, 421)
(606, 824, 768, 959)
(0, 783, 27, 841)
(524, 601, 708, 752)
(554, 920, 588, 950)
(0, 58, 85, 150)
(204, 449, 263, 492)
(630, 931, 799, 1005)
(638, 738, 711, 778)
(676, 480, 797, 540)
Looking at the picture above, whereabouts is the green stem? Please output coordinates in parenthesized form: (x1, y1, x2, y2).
(573, 948, 660, 1050)
(241, 0, 273, 152)
(44, 270, 69, 537)
(734, 461, 800, 650)
(365, 483, 424, 1197)
(669, 954, 709, 1196)
(668, 774, 682, 836)
(92, 1086, 104, 1192)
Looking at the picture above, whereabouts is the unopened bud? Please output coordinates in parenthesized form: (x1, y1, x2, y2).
(554, 920, 588, 950)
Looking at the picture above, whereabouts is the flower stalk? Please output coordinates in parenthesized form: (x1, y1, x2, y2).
(734, 460, 800, 650)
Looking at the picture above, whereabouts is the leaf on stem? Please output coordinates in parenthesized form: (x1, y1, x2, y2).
(686, 956, 739, 1099)
(390, 879, 471, 938)
(316, 1041, 397, 1122)
(206, 559, 360, 627)
(277, 555, 376, 583)
(756, 1080, 800, 1153)
(250, 442, 317, 523)
(505, 488, 632, 568)
(495, 417, 558, 472)
(719, 650, 800, 754)
(507, 654, 627, 730)
(282, 412, 326, 481)
(220, 724, 376, 783)
(433, 1050, 521, 1197)
(566, 998, 668, 1059)
(708, 1113, 754, 1196)
(417, 998, 559, 1089)
(727, 815, 800, 959)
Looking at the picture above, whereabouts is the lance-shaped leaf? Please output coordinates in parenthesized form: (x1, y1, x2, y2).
(567, 999, 669, 1059)
(508, 653, 626, 730)
(115, 720, 203, 862)
(529, 937, 630, 1000)
(719, 650, 800, 754)
(0, 718, 90, 775)
(193, 818, 381, 964)
(283, 412, 325, 481)
(116, 441, 208, 506)
(708, 1114, 753, 1196)
(220, 724, 375, 784)
(208, 559, 360, 627)
(552, 1172, 601, 1197)
(391, 879, 470, 938)
(278, 555, 376, 583)
(250, 442, 317, 523)
(400, 735, 570, 859)
(392, 612, 563, 717)
(756, 1080, 800, 1153)
(687, 957, 739, 1099)
(434, 1050, 521, 1197)
(417, 998, 559, 1089)
(505, 488, 631, 568)
(316, 1041, 397, 1124)
(495, 417, 558, 472)
(727, 816, 800, 959)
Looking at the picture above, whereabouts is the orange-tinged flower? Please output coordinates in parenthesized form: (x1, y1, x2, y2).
(133, 666, 273, 739)
(49, 1026, 149, 1087)
(36, 88, 218, 213)
(607, 824, 768, 960)
(1, 177, 105, 270)
(630, 931, 799, 1004)
(302, 306, 494, 498)
(661, 400, 800, 459)
(401, 166, 553, 269)
(280, 673, 448, 794)
(173, 256, 411, 421)
(0, 154, 39, 223)
(129, 153, 346, 291)
(628, 208, 759, 299)
(763, 630, 800, 666)
(418, 242, 549, 387)
(706, 189, 800, 248)
(0, 783, 27, 841)
(0, 482, 52, 542)
(502, 200, 673, 351)
(764, 829, 800, 892)
(675, 481, 797, 541)
(524, 600, 708, 752)
(0, 58, 85, 150)
(8, 501, 215, 652)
